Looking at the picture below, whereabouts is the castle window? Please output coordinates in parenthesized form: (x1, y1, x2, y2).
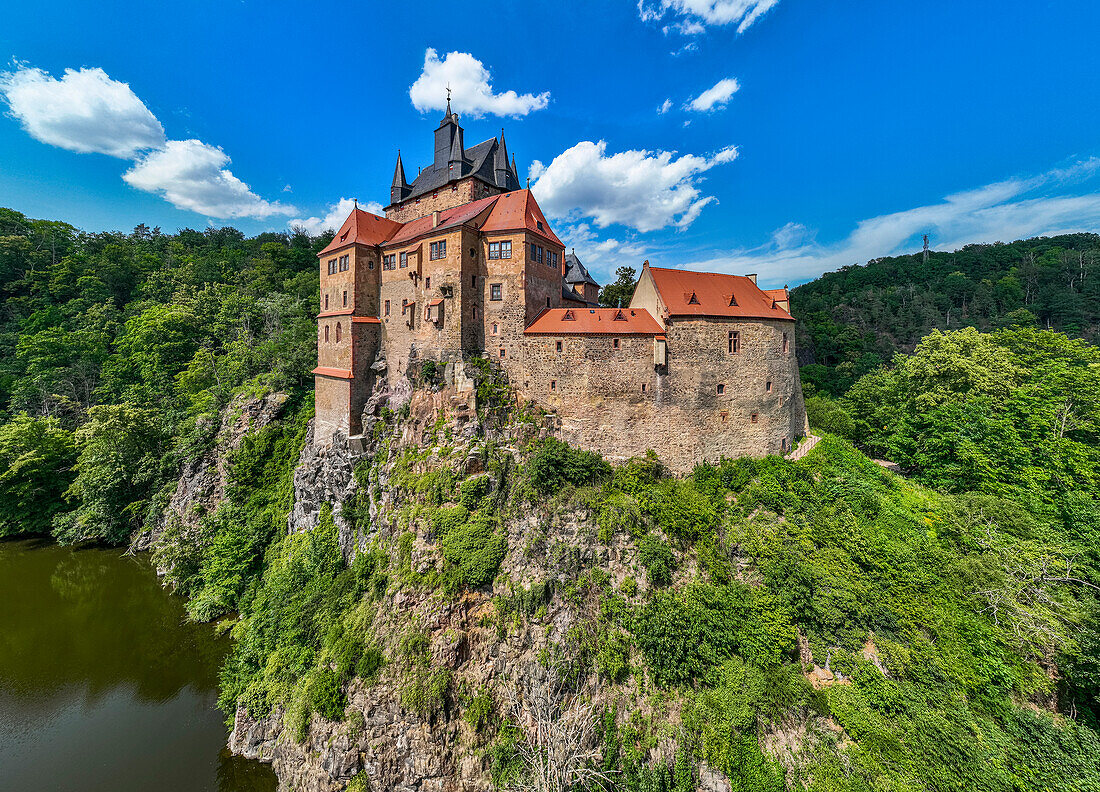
(550, 251, 558, 268)
(429, 240, 446, 260)
(328, 258, 337, 274)
(781, 438, 789, 452)
(472, 275, 477, 286)
(728, 331, 740, 354)
(550, 380, 556, 391)
(720, 411, 728, 423)
(452, 184, 458, 192)
(369, 260, 375, 270)
(489, 242, 501, 259)
(469, 247, 476, 257)
(537, 220, 544, 231)
(613, 338, 620, 349)
(490, 283, 502, 301)
(425, 277, 431, 289)
(783, 333, 789, 354)
(399, 252, 408, 268)
(339, 255, 349, 272)
(324, 325, 329, 342)
(342, 290, 347, 307)
(641, 383, 647, 393)
(385, 300, 390, 316)
(501, 240, 511, 259)
(383, 254, 396, 270)
(499, 348, 506, 358)
(766, 380, 772, 392)
(324, 294, 329, 310)
(751, 412, 759, 423)
(556, 340, 563, 353)
(717, 383, 725, 395)
(335, 323, 341, 342)
(492, 323, 499, 335)
(546, 297, 551, 308)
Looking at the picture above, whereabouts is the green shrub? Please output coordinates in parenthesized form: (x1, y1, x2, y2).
(306, 666, 346, 721)
(528, 437, 611, 495)
(438, 513, 506, 589)
(636, 534, 675, 587)
(464, 687, 495, 733)
(459, 474, 491, 509)
(401, 666, 451, 718)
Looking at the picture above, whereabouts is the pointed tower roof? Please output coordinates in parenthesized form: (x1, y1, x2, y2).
(391, 150, 409, 191)
(318, 206, 402, 256)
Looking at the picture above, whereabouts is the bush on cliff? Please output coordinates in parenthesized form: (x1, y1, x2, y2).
(0, 414, 76, 537)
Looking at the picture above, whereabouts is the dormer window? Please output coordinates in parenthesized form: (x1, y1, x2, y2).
(613, 310, 627, 321)
(687, 292, 700, 305)
(537, 220, 544, 231)
(728, 294, 738, 307)
(562, 310, 575, 321)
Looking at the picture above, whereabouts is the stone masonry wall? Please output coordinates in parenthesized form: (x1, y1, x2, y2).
(385, 178, 501, 224)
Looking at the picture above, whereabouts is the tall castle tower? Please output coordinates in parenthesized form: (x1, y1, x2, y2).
(384, 97, 521, 223)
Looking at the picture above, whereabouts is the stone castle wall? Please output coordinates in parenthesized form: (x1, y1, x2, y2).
(385, 177, 501, 224)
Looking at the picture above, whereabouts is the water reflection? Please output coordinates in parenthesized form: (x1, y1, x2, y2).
(0, 537, 276, 792)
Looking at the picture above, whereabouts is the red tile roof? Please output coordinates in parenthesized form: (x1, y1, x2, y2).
(763, 287, 789, 303)
(312, 366, 353, 379)
(386, 194, 500, 246)
(525, 307, 663, 335)
(481, 189, 563, 247)
(318, 208, 402, 256)
(647, 266, 794, 321)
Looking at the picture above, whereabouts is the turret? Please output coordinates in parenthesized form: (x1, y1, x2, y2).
(390, 150, 410, 204)
(448, 122, 466, 177)
(495, 130, 511, 188)
(434, 94, 461, 169)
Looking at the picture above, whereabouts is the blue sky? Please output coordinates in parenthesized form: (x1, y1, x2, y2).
(1, 0, 1098, 287)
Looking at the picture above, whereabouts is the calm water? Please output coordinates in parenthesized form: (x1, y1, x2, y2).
(0, 537, 277, 792)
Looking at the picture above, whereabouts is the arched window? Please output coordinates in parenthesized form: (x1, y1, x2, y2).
(335, 323, 342, 342)
(324, 325, 329, 342)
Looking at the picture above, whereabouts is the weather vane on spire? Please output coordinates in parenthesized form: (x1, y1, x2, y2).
(445, 83, 452, 114)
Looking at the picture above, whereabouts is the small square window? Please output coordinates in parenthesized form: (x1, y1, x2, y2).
(550, 380, 557, 391)
(613, 338, 620, 349)
(751, 413, 759, 423)
(499, 348, 506, 358)
(490, 283, 502, 301)
(720, 411, 729, 423)
(555, 340, 562, 353)
(717, 383, 725, 395)
(369, 260, 374, 270)
(641, 383, 647, 393)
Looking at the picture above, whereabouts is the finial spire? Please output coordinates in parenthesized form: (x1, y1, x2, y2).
(445, 83, 451, 115)
(353, 198, 358, 209)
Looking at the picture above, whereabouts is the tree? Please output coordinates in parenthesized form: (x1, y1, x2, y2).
(598, 266, 638, 308)
(0, 414, 76, 536)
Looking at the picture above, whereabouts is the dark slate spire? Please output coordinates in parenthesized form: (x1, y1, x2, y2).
(390, 150, 410, 203)
(511, 152, 519, 182)
(494, 132, 510, 188)
(434, 87, 461, 169)
(448, 122, 465, 177)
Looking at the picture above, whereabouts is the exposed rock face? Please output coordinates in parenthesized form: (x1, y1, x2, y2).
(133, 391, 289, 566)
(226, 382, 647, 792)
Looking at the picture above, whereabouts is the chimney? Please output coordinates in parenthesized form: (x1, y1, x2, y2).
(746, 273, 757, 284)
(432, 211, 440, 228)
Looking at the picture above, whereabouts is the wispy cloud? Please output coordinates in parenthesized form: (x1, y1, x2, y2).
(686, 77, 740, 112)
(657, 98, 673, 114)
(0, 63, 293, 220)
(639, 0, 781, 34)
(409, 49, 549, 118)
(530, 141, 739, 233)
(678, 159, 1100, 287)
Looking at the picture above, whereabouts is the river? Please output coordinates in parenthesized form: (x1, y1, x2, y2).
(0, 537, 277, 792)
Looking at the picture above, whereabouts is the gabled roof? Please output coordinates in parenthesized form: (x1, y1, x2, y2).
(525, 307, 663, 335)
(563, 251, 599, 287)
(646, 266, 794, 321)
(763, 287, 789, 302)
(562, 285, 587, 305)
(385, 194, 500, 247)
(401, 136, 520, 203)
(318, 208, 403, 256)
(481, 190, 563, 247)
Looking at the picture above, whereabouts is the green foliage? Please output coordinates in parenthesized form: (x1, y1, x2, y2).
(793, 233, 1100, 394)
(636, 533, 675, 587)
(463, 687, 495, 734)
(54, 403, 168, 544)
(527, 437, 611, 495)
(0, 414, 76, 536)
(437, 512, 506, 589)
(599, 265, 639, 309)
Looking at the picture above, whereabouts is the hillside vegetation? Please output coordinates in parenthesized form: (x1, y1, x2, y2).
(2, 207, 1100, 790)
(793, 233, 1100, 394)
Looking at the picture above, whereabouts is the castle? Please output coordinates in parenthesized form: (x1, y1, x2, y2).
(313, 103, 808, 471)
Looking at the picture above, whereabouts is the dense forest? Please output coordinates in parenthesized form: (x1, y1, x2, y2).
(792, 233, 1100, 394)
(3, 206, 1100, 790)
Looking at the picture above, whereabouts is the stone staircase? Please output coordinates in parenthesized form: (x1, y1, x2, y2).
(785, 434, 820, 461)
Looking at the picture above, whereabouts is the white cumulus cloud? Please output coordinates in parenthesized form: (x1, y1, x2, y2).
(657, 98, 673, 114)
(687, 77, 740, 112)
(529, 140, 739, 233)
(639, 0, 780, 33)
(0, 65, 165, 158)
(680, 158, 1100, 287)
(0, 63, 291, 221)
(123, 139, 292, 219)
(409, 49, 550, 119)
(290, 198, 386, 236)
